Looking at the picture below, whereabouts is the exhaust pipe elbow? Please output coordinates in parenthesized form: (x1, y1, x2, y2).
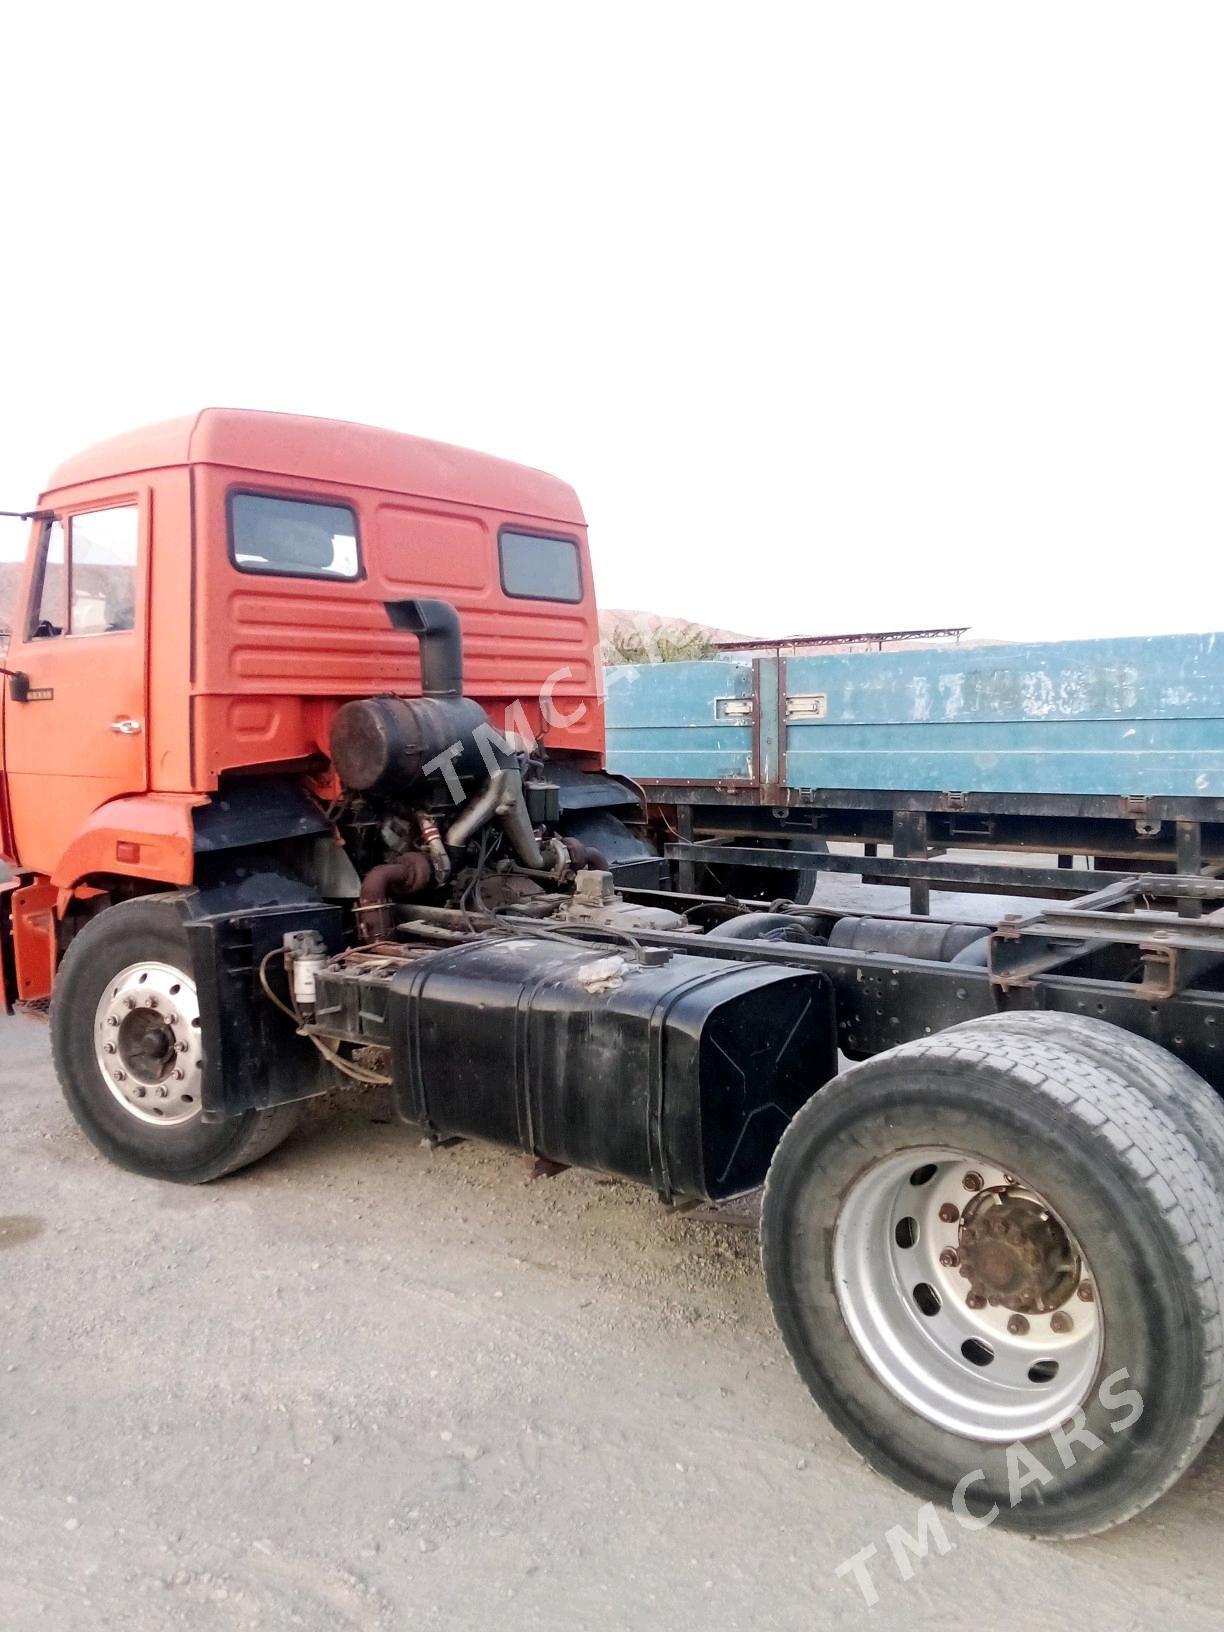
(385, 598, 463, 699)
(445, 768, 546, 871)
(496, 769, 545, 870)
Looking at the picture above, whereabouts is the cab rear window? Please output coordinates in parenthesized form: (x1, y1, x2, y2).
(499, 529, 582, 603)
(229, 493, 360, 580)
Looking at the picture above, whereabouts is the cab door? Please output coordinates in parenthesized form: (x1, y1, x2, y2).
(3, 499, 149, 877)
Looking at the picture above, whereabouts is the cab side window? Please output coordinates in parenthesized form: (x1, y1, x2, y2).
(229, 493, 360, 580)
(70, 507, 138, 633)
(28, 506, 138, 639)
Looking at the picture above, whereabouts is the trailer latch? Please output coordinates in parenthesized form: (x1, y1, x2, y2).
(785, 693, 828, 721)
(714, 697, 755, 721)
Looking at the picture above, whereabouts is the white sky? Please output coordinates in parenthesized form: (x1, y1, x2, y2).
(1, 3, 1220, 644)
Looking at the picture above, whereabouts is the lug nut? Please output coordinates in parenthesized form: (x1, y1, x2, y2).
(104, 1043, 116, 1055)
(1077, 1282, 1094, 1303)
(106, 1016, 119, 1028)
(176, 1041, 189, 1053)
(938, 1202, 960, 1223)
(938, 1248, 959, 1268)
(1050, 1312, 1073, 1334)
(146, 996, 159, 1008)
(966, 1292, 987, 1310)
(172, 1069, 185, 1081)
(133, 1086, 146, 1098)
(156, 1086, 169, 1099)
(113, 1068, 126, 1081)
(125, 997, 137, 1010)
(963, 1172, 984, 1192)
(1007, 1314, 1030, 1336)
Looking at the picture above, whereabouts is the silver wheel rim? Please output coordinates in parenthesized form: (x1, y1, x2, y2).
(832, 1147, 1103, 1441)
(93, 960, 204, 1127)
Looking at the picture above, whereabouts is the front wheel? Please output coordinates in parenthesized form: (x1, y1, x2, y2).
(51, 896, 300, 1183)
(761, 1020, 1224, 1537)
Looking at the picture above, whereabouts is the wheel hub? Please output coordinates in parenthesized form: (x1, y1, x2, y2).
(957, 1189, 1079, 1312)
(832, 1148, 1103, 1441)
(93, 961, 204, 1127)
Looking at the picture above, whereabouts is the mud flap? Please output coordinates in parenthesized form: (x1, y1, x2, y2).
(182, 895, 346, 1120)
(0, 882, 17, 1015)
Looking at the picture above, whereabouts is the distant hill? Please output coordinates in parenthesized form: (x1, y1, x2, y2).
(598, 607, 753, 663)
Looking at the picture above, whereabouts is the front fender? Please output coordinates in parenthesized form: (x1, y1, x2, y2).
(50, 794, 206, 891)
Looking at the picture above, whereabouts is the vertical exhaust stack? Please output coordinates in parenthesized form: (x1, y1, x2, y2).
(385, 599, 464, 700)
(332, 596, 546, 870)
(329, 598, 486, 796)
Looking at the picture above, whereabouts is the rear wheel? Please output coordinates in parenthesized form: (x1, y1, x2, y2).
(51, 897, 300, 1183)
(761, 1019, 1224, 1536)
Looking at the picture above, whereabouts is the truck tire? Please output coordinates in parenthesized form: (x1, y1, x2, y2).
(948, 1010, 1224, 1177)
(761, 1021, 1224, 1537)
(50, 896, 301, 1184)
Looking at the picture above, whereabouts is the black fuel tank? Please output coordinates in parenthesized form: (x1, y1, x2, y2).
(315, 938, 836, 1202)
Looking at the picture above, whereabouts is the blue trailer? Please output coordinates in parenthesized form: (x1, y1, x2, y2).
(604, 631, 1224, 911)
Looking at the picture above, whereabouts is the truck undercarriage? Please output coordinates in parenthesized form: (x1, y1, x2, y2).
(30, 601, 1224, 1541)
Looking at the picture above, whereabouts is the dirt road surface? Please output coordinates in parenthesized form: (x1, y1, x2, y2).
(4, 1009, 1224, 1630)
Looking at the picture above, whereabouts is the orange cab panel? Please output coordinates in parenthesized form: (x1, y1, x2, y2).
(187, 412, 603, 790)
(2, 489, 151, 877)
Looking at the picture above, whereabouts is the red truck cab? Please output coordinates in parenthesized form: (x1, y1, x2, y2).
(0, 408, 611, 1004)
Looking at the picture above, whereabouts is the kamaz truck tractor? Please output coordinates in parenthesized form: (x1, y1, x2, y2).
(4, 409, 1224, 1538)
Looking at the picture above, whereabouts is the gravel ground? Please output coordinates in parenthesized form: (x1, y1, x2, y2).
(4, 1011, 1224, 1630)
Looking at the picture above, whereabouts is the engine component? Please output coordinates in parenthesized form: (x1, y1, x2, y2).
(417, 813, 450, 886)
(359, 855, 432, 938)
(330, 692, 492, 799)
(457, 871, 545, 910)
(361, 855, 432, 904)
(555, 869, 692, 933)
(827, 915, 988, 964)
(446, 767, 546, 871)
(708, 912, 823, 946)
(380, 816, 416, 854)
(525, 780, 561, 826)
(562, 836, 611, 873)
(384, 598, 463, 699)
(330, 596, 541, 834)
(311, 937, 837, 1201)
(282, 929, 328, 1014)
(446, 773, 506, 851)
(331, 598, 499, 799)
